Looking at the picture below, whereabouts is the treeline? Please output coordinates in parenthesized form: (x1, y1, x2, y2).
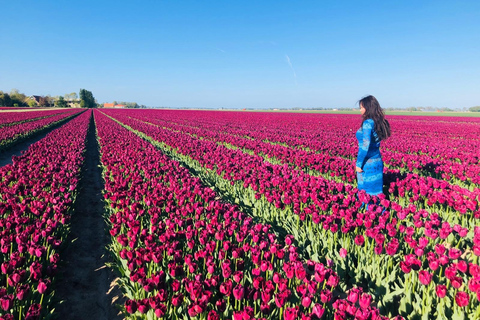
(0, 88, 98, 108)
(111, 101, 145, 108)
(0, 89, 31, 107)
(470, 106, 480, 112)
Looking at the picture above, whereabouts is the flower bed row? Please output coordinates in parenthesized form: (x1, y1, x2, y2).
(0, 110, 72, 127)
(0, 110, 90, 319)
(103, 110, 480, 319)
(117, 109, 480, 165)
(120, 111, 480, 219)
(123, 110, 480, 187)
(0, 110, 82, 152)
(94, 110, 394, 320)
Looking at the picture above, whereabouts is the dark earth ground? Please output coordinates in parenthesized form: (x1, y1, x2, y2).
(0, 115, 124, 319)
(54, 115, 123, 319)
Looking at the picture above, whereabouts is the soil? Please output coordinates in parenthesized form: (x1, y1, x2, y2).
(53, 114, 124, 320)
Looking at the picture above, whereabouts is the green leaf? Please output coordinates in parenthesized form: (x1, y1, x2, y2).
(452, 310, 465, 320)
(382, 288, 403, 303)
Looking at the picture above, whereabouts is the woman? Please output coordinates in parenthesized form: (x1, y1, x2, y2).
(355, 95, 391, 196)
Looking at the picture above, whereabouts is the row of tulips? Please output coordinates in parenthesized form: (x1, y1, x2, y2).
(0, 110, 73, 127)
(118, 111, 480, 220)
(106, 110, 478, 231)
(0, 110, 90, 319)
(118, 110, 480, 165)
(121, 110, 480, 188)
(94, 110, 395, 320)
(0, 109, 83, 151)
(124, 110, 480, 187)
(102, 110, 480, 319)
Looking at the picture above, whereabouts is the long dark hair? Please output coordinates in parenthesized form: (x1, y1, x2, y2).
(358, 95, 391, 141)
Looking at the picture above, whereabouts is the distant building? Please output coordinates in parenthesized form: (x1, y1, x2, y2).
(28, 95, 54, 107)
(103, 103, 125, 108)
(66, 99, 80, 108)
(29, 95, 42, 106)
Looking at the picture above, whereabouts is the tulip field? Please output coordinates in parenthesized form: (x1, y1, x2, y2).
(0, 110, 89, 319)
(0, 109, 83, 152)
(0, 109, 479, 320)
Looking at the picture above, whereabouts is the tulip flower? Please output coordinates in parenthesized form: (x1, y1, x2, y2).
(418, 270, 433, 285)
(455, 291, 470, 307)
(358, 293, 372, 310)
(284, 306, 299, 320)
(233, 284, 245, 300)
(154, 304, 167, 317)
(124, 299, 137, 314)
(436, 285, 447, 298)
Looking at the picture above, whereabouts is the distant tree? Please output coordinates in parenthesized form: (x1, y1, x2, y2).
(0, 92, 12, 106)
(64, 92, 78, 101)
(27, 99, 37, 107)
(469, 106, 480, 112)
(55, 96, 67, 108)
(79, 89, 97, 108)
(9, 89, 28, 107)
(115, 101, 140, 108)
(45, 95, 55, 107)
(38, 96, 49, 107)
(440, 107, 454, 112)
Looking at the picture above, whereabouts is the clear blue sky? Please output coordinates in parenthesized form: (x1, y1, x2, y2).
(1, 1, 479, 109)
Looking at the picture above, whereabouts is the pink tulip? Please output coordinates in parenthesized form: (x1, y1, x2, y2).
(358, 293, 372, 310)
(436, 285, 447, 298)
(455, 291, 469, 307)
(233, 284, 245, 300)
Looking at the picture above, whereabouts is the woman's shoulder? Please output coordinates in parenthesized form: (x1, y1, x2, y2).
(363, 118, 374, 128)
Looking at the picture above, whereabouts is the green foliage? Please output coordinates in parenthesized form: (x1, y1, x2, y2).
(0, 89, 28, 106)
(55, 96, 67, 108)
(9, 88, 28, 106)
(38, 96, 49, 107)
(64, 92, 78, 101)
(79, 88, 97, 108)
(469, 106, 480, 112)
(115, 101, 140, 108)
(438, 107, 454, 112)
(0, 92, 12, 106)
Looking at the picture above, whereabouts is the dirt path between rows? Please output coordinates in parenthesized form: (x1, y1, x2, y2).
(54, 114, 124, 320)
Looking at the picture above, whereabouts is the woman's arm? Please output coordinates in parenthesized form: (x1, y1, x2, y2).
(356, 119, 373, 170)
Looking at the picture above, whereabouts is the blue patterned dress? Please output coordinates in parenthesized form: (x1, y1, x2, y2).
(356, 119, 384, 195)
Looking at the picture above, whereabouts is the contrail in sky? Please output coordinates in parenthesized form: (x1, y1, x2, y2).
(285, 54, 297, 85)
